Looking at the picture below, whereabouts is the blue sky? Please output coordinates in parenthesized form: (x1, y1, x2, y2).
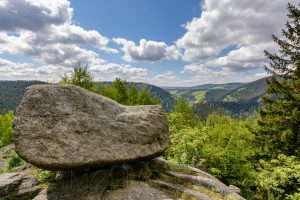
(0, 0, 291, 86)
(71, 0, 201, 43)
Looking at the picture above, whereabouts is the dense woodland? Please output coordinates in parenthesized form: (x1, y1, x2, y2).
(0, 81, 45, 114)
(1, 3, 300, 200)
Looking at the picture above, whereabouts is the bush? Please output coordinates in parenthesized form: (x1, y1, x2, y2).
(257, 154, 300, 200)
(0, 112, 14, 147)
(286, 189, 300, 200)
(98, 78, 159, 106)
(26, 167, 56, 184)
(4, 150, 26, 172)
(60, 65, 159, 106)
(165, 98, 258, 197)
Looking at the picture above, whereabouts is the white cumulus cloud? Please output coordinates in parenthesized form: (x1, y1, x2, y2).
(113, 38, 181, 62)
(0, 0, 116, 70)
(177, 0, 288, 62)
(90, 63, 149, 77)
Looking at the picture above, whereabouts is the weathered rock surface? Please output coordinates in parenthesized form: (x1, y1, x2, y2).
(0, 144, 15, 154)
(150, 157, 245, 200)
(13, 84, 169, 170)
(102, 180, 173, 200)
(0, 172, 41, 200)
(150, 179, 213, 200)
(1, 158, 245, 200)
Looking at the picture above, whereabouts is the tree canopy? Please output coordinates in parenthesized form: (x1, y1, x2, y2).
(60, 63, 95, 91)
(256, 3, 300, 157)
(60, 64, 159, 106)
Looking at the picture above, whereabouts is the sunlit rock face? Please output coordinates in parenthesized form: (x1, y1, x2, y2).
(13, 84, 169, 170)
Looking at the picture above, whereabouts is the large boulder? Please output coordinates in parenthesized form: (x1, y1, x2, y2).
(13, 85, 169, 170)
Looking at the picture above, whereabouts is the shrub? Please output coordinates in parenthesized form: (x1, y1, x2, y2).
(4, 150, 26, 172)
(0, 112, 14, 147)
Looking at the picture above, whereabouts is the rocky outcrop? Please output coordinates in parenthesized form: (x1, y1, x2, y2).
(0, 172, 41, 200)
(26, 158, 244, 200)
(13, 84, 169, 170)
(149, 157, 245, 200)
(102, 180, 173, 200)
(3, 84, 246, 199)
(150, 180, 213, 200)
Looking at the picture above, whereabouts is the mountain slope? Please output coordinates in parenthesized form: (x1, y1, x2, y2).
(128, 82, 175, 112)
(166, 84, 242, 103)
(98, 82, 176, 112)
(222, 77, 268, 102)
(165, 78, 269, 104)
(163, 82, 243, 90)
(0, 81, 45, 114)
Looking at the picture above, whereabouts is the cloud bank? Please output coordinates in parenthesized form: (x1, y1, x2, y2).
(0, 0, 292, 86)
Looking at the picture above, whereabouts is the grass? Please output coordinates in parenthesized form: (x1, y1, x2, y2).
(25, 167, 56, 188)
(192, 90, 207, 102)
(155, 173, 233, 200)
(1, 150, 26, 172)
(211, 86, 226, 89)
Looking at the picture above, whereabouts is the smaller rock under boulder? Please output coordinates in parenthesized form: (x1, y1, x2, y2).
(0, 172, 41, 200)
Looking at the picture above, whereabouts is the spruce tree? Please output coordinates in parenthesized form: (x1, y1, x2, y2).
(257, 3, 300, 157)
(60, 63, 94, 90)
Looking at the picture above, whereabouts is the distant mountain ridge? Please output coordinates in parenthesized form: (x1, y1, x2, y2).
(165, 77, 269, 103)
(0, 77, 269, 115)
(0, 80, 45, 114)
(222, 77, 268, 102)
(162, 82, 243, 90)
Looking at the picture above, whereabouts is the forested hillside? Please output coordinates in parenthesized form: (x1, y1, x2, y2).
(0, 81, 45, 114)
(164, 77, 269, 119)
(222, 77, 268, 102)
(0, 78, 266, 116)
(193, 101, 259, 120)
(97, 82, 175, 112)
(166, 78, 268, 103)
(166, 83, 242, 102)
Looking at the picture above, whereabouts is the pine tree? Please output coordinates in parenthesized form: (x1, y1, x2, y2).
(60, 63, 94, 90)
(257, 3, 300, 157)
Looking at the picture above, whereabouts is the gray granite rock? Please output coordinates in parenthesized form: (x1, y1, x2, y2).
(102, 180, 174, 200)
(13, 84, 169, 170)
(0, 172, 41, 200)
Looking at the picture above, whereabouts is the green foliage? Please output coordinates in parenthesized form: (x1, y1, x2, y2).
(166, 126, 204, 166)
(223, 77, 268, 103)
(257, 155, 300, 200)
(0, 112, 14, 147)
(193, 101, 258, 120)
(166, 95, 300, 198)
(286, 189, 300, 200)
(95, 82, 175, 111)
(60, 63, 94, 91)
(200, 115, 256, 186)
(60, 65, 159, 107)
(4, 150, 26, 172)
(168, 97, 201, 129)
(256, 3, 300, 157)
(0, 80, 45, 114)
(98, 78, 159, 106)
(27, 167, 56, 184)
(166, 98, 256, 189)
